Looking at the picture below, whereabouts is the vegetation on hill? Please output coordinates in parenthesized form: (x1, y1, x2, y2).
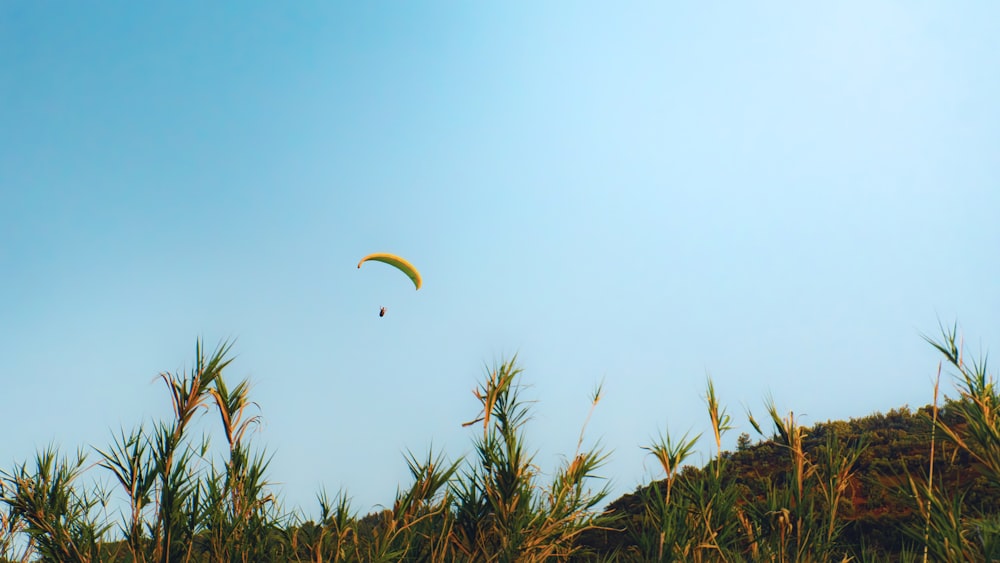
(586, 400, 1000, 560)
(1, 324, 998, 561)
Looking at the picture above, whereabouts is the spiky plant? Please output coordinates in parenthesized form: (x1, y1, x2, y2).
(390, 449, 461, 561)
(905, 323, 1000, 562)
(635, 428, 700, 561)
(450, 357, 609, 562)
(295, 489, 358, 562)
(630, 378, 744, 562)
(745, 394, 865, 562)
(814, 431, 867, 549)
(0, 482, 32, 563)
(0, 446, 110, 563)
(690, 377, 742, 561)
(149, 339, 233, 563)
(96, 426, 157, 563)
(923, 324, 1000, 485)
(202, 373, 283, 562)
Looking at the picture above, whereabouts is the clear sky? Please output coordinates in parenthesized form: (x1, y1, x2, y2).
(2, 2, 998, 516)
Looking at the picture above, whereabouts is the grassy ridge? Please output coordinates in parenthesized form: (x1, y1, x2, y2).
(1, 325, 998, 562)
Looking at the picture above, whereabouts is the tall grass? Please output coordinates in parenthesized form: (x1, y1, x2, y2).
(902, 324, 1000, 562)
(287, 357, 609, 562)
(0, 447, 108, 562)
(0, 326, 998, 561)
(629, 377, 744, 562)
(1, 340, 283, 563)
(450, 358, 610, 561)
(622, 378, 863, 562)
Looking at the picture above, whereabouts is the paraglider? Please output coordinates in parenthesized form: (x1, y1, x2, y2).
(358, 253, 422, 317)
(357, 253, 422, 290)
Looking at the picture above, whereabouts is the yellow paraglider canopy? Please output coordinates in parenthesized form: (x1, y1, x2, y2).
(357, 253, 422, 290)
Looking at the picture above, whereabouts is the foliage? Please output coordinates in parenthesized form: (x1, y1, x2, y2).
(588, 324, 1000, 562)
(2, 325, 1000, 561)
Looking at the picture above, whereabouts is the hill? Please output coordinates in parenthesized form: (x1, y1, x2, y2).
(582, 400, 1000, 559)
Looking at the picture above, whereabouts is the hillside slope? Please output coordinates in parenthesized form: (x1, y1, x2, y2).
(585, 401, 1000, 559)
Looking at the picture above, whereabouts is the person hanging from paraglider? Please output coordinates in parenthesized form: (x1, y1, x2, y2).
(357, 253, 421, 318)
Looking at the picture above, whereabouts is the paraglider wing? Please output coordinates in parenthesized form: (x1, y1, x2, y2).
(357, 253, 422, 290)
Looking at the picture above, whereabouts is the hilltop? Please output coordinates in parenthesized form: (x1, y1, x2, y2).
(582, 400, 1000, 559)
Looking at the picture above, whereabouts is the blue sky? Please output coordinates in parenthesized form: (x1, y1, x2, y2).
(2, 2, 998, 515)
